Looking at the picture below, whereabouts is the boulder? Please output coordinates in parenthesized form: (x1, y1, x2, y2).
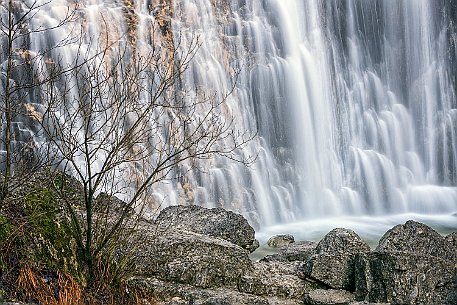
(315, 228, 371, 254)
(156, 205, 259, 252)
(304, 289, 355, 305)
(130, 276, 270, 305)
(239, 260, 321, 299)
(132, 228, 253, 288)
(262, 241, 317, 262)
(302, 253, 356, 291)
(446, 232, 457, 252)
(355, 222, 457, 304)
(300, 228, 370, 290)
(355, 251, 456, 305)
(376, 220, 456, 262)
(267, 234, 295, 248)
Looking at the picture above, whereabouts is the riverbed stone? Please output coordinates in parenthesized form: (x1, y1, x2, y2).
(267, 234, 295, 248)
(155, 205, 259, 252)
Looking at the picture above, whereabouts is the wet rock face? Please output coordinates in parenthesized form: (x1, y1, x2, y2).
(155, 205, 259, 252)
(301, 228, 370, 290)
(376, 220, 456, 262)
(133, 228, 253, 289)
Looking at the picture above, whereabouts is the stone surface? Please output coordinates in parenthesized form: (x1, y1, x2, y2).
(304, 289, 355, 305)
(267, 234, 295, 248)
(155, 205, 259, 252)
(355, 251, 457, 305)
(316, 228, 370, 255)
(130, 277, 270, 305)
(301, 228, 370, 290)
(239, 260, 321, 299)
(376, 220, 456, 262)
(132, 228, 253, 288)
(355, 221, 457, 304)
(349, 301, 391, 305)
(446, 231, 457, 252)
(262, 241, 317, 262)
(303, 253, 356, 291)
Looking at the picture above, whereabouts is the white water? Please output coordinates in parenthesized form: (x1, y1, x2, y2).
(1, 1, 457, 234)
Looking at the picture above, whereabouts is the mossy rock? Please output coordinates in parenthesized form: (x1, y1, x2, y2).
(22, 188, 78, 274)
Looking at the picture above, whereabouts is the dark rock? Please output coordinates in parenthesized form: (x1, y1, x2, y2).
(301, 228, 370, 290)
(156, 205, 259, 252)
(267, 234, 295, 248)
(239, 260, 321, 299)
(304, 289, 355, 305)
(262, 241, 317, 262)
(376, 220, 456, 262)
(353, 253, 371, 301)
(133, 228, 253, 288)
(355, 251, 456, 305)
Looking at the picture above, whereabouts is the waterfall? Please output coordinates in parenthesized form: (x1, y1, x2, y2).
(1, 0, 457, 231)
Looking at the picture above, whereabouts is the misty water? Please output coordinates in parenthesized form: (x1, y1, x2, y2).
(1, 0, 457, 243)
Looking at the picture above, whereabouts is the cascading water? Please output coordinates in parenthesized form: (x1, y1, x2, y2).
(1, 0, 457, 238)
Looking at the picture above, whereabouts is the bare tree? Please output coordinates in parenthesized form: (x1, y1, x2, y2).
(37, 23, 255, 283)
(0, 0, 76, 203)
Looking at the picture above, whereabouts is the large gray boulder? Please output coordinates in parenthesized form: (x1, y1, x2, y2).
(355, 221, 457, 304)
(239, 260, 320, 300)
(130, 276, 303, 305)
(315, 228, 371, 255)
(355, 251, 456, 305)
(156, 205, 259, 252)
(376, 220, 456, 262)
(301, 228, 370, 290)
(130, 277, 270, 305)
(133, 228, 254, 288)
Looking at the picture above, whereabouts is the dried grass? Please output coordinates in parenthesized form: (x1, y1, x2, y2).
(17, 265, 82, 305)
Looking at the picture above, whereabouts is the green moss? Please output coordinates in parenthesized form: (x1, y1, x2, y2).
(0, 215, 11, 242)
(22, 188, 78, 275)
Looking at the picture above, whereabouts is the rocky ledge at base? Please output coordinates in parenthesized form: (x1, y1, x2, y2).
(126, 206, 457, 305)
